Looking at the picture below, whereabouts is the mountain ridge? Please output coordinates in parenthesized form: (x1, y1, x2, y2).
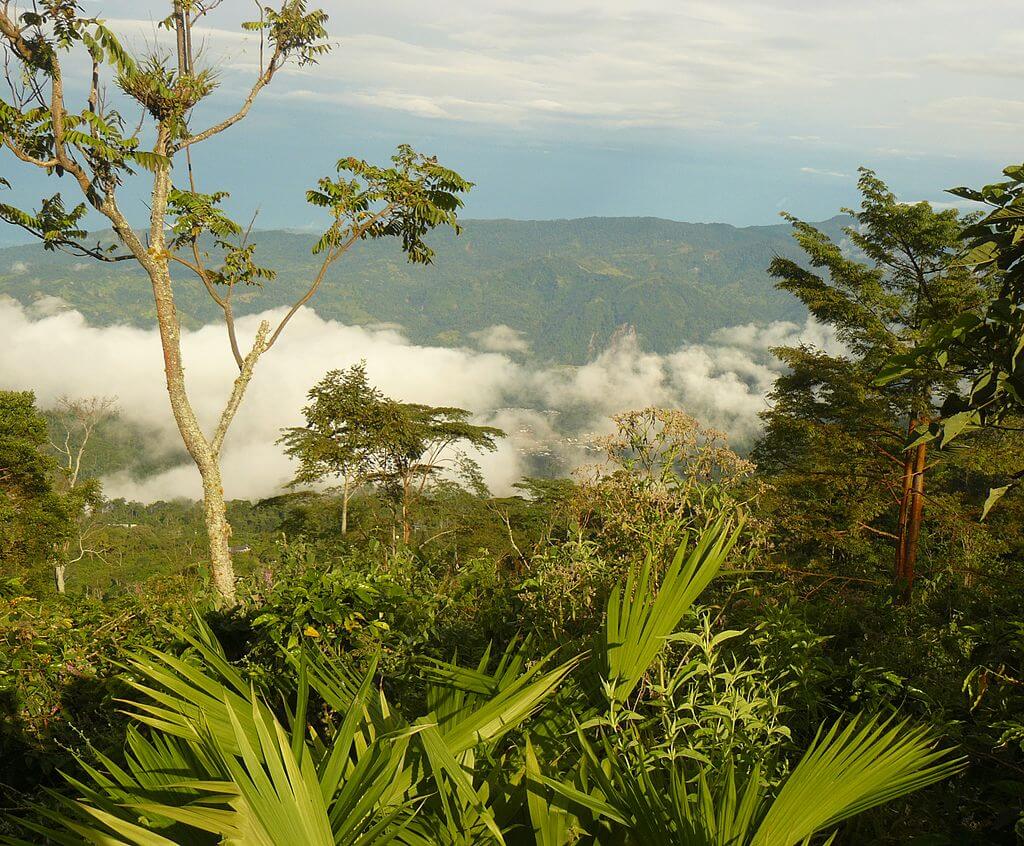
(0, 215, 853, 362)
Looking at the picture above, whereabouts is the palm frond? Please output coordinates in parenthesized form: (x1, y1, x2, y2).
(750, 716, 965, 845)
(602, 517, 742, 706)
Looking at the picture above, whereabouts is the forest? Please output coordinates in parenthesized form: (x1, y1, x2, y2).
(3, 2, 1024, 844)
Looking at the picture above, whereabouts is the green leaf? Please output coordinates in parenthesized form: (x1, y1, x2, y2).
(981, 484, 1011, 520)
(601, 518, 741, 706)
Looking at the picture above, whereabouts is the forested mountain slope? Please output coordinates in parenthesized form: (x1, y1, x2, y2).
(0, 215, 849, 361)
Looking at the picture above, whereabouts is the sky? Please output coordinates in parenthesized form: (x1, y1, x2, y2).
(3, 0, 1022, 228)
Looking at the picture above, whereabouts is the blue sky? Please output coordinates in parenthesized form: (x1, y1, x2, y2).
(5, 0, 1023, 228)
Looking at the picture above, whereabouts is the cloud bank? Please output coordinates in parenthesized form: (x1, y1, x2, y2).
(0, 298, 841, 503)
(93, 0, 1024, 160)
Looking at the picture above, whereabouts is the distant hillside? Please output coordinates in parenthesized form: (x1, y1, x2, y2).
(0, 216, 851, 362)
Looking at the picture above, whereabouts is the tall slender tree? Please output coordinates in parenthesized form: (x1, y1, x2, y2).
(756, 169, 992, 599)
(47, 394, 116, 592)
(0, 3, 472, 601)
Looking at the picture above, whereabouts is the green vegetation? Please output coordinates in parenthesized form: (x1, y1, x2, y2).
(5, 254, 1024, 839)
(0, 0, 475, 602)
(0, 392, 73, 582)
(1, 3, 1024, 843)
(4, 526, 964, 845)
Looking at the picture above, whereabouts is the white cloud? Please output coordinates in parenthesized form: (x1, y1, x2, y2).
(81, 0, 1020, 160)
(800, 167, 851, 179)
(0, 298, 840, 503)
(9, 261, 29, 274)
(469, 324, 531, 353)
(9, 0, 1015, 236)
(899, 197, 983, 212)
(28, 295, 70, 317)
(913, 96, 1024, 131)
(872, 147, 925, 159)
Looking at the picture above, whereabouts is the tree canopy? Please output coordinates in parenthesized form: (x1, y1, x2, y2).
(0, 390, 73, 579)
(281, 366, 503, 543)
(756, 169, 996, 597)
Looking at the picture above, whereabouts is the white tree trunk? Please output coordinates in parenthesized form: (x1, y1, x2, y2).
(137, 150, 243, 604)
(342, 474, 349, 535)
(201, 461, 236, 600)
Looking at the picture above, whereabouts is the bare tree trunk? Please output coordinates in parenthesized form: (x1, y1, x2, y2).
(172, 1, 188, 74)
(145, 144, 240, 604)
(401, 476, 411, 545)
(900, 440, 928, 602)
(894, 417, 916, 593)
(894, 416, 928, 604)
(341, 474, 349, 535)
(895, 451, 914, 586)
(54, 561, 66, 594)
(200, 461, 236, 600)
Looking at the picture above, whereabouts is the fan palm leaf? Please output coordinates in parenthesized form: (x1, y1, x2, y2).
(539, 716, 962, 845)
(602, 518, 742, 707)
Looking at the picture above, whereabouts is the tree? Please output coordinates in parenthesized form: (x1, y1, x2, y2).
(365, 400, 504, 546)
(47, 394, 116, 592)
(282, 368, 503, 546)
(755, 169, 992, 599)
(279, 362, 380, 535)
(0, 3, 472, 603)
(573, 407, 763, 565)
(0, 390, 73, 579)
(879, 163, 1024, 515)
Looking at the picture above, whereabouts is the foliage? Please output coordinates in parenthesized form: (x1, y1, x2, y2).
(0, 574, 200, 802)
(1, 523, 962, 845)
(542, 713, 959, 846)
(239, 537, 441, 685)
(600, 518, 741, 709)
(878, 163, 1024, 514)
(309, 145, 474, 266)
(280, 362, 380, 490)
(516, 535, 610, 644)
(573, 408, 765, 566)
(647, 613, 793, 777)
(0, 391, 73, 580)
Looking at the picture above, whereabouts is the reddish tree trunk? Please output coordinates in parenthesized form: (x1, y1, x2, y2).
(899, 441, 928, 602)
(894, 421, 915, 588)
(894, 417, 928, 604)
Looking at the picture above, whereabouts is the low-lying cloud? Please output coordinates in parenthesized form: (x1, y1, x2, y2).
(470, 324, 531, 354)
(0, 297, 841, 503)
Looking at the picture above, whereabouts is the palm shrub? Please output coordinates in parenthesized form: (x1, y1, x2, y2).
(4, 521, 962, 845)
(532, 715, 960, 845)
